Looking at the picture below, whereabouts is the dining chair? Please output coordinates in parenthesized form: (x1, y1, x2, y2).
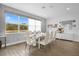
(37, 32, 50, 49)
(38, 30, 57, 49)
(25, 31, 37, 55)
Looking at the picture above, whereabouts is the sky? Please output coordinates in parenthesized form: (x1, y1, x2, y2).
(5, 12, 28, 24)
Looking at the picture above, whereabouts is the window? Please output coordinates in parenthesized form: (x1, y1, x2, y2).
(19, 16, 28, 32)
(28, 18, 36, 32)
(5, 12, 41, 33)
(28, 18, 41, 32)
(5, 12, 18, 33)
(5, 12, 29, 33)
(35, 20, 41, 32)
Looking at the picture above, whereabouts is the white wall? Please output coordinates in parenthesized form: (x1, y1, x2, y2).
(47, 16, 79, 42)
(0, 4, 5, 36)
(5, 33, 27, 46)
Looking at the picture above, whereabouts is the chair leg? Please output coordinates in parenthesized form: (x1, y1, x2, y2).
(25, 43, 27, 50)
(28, 45, 32, 56)
(25, 44, 31, 56)
(38, 38, 40, 49)
(38, 43, 40, 49)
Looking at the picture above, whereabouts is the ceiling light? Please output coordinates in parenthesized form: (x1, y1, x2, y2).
(49, 6, 53, 8)
(66, 8, 70, 11)
(42, 6, 46, 9)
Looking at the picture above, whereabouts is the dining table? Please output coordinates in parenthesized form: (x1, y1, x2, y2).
(28, 32, 46, 48)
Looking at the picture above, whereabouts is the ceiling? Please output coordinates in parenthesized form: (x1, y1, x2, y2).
(3, 3, 79, 19)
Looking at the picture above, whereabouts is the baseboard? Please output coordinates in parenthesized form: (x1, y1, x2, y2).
(56, 38, 79, 43)
(2, 40, 25, 47)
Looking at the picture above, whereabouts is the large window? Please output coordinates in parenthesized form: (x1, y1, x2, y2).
(28, 18, 41, 32)
(28, 18, 36, 32)
(5, 12, 18, 33)
(5, 12, 41, 33)
(5, 12, 28, 33)
(35, 20, 41, 32)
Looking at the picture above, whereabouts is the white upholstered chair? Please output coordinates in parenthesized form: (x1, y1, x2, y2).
(38, 29, 57, 49)
(25, 31, 37, 55)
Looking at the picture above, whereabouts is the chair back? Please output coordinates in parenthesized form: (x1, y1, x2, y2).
(26, 31, 36, 46)
(51, 28, 57, 40)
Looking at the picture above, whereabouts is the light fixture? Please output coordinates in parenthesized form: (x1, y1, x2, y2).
(49, 6, 53, 8)
(42, 6, 46, 9)
(66, 8, 70, 11)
